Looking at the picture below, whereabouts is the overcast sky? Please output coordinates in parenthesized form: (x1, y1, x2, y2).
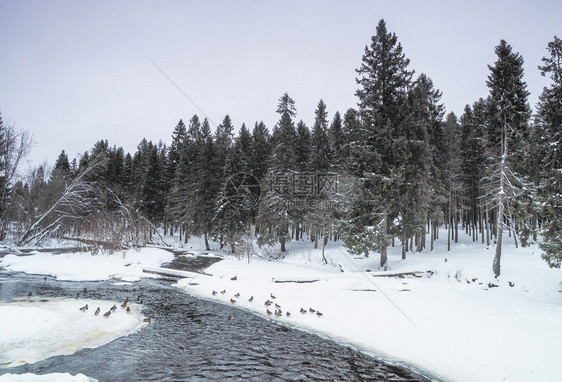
(1, 0, 560, 170)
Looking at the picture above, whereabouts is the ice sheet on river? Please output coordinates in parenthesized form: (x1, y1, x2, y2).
(0, 297, 147, 369)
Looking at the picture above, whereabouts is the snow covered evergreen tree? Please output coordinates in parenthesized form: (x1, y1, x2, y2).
(536, 36, 562, 267)
(214, 124, 255, 253)
(460, 100, 487, 244)
(256, 93, 298, 253)
(344, 19, 413, 266)
(484, 40, 531, 277)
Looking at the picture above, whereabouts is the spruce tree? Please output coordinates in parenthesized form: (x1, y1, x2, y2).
(310, 99, 332, 172)
(328, 111, 345, 171)
(484, 40, 531, 277)
(257, 94, 298, 252)
(214, 124, 254, 252)
(295, 120, 311, 172)
(344, 19, 414, 266)
(460, 100, 487, 244)
(536, 36, 562, 267)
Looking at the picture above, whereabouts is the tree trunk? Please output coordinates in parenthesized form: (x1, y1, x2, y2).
(430, 220, 434, 252)
(204, 230, 210, 251)
(280, 236, 286, 252)
(321, 235, 328, 264)
(380, 208, 388, 267)
(494, 203, 503, 277)
(485, 208, 490, 247)
(401, 232, 407, 260)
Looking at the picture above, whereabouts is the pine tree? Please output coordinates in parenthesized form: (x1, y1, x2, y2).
(344, 19, 414, 266)
(328, 111, 345, 171)
(0, 113, 8, 238)
(460, 100, 487, 245)
(170, 115, 202, 239)
(168, 119, 187, 182)
(294, 120, 311, 172)
(51, 150, 72, 183)
(214, 124, 255, 253)
(443, 112, 462, 250)
(251, 121, 271, 183)
(536, 36, 562, 267)
(484, 40, 531, 277)
(310, 99, 332, 172)
(257, 94, 298, 252)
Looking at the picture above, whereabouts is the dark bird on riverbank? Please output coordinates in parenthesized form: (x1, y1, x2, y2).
(27, 292, 32, 298)
(509, 281, 515, 287)
(220, 289, 226, 295)
(121, 297, 129, 308)
(275, 310, 281, 317)
(126, 306, 131, 313)
(83, 288, 87, 294)
(143, 317, 151, 323)
(300, 308, 307, 314)
(94, 307, 100, 316)
(248, 296, 254, 302)
(270, 293, 276, 299)
(231, 276, 237, 281)
(266, 309, 272, 315)
(212, 290, 217, 296)
(103, 310, 111, 318)
(234, 293, 240, 298)
(43, 276, 47, 282)
(110, 305, 117, 312)
(79, 304, 88, 312)
(309, 308, 316, 313)
(275, 303, 281, 309)
(286, 311, 291, 317)
(316, 311, 323, 317)
(230, 298, 236, 304)
(264, 300, 273, 307)
(75, 293, 80, 299)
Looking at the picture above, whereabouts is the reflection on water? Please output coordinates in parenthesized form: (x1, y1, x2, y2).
(0, 255, 431, 381)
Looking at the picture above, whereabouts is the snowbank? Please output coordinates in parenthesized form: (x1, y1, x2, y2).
(176, 231, 562, 382)
(0, 247, 174, 282)
(0, 297, 146, 369)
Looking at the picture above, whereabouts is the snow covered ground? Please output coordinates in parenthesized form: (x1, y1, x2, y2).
(1, 247, 174, 282)
(1, 236, 561, 381)
(176, 231, 562, 382)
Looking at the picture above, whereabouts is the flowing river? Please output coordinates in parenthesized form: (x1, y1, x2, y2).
(0, 253, 432, 381)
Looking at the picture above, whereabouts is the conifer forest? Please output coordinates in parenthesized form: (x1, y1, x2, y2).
(1, 20, 562, 276)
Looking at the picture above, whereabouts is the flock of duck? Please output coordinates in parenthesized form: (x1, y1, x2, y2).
(27, 289, 151, 323)
(211, 289, 323, 318)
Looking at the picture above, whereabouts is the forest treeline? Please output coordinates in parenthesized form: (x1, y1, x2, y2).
(1, 20, 561, 275)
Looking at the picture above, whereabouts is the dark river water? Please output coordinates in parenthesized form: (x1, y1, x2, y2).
(0, 253, 433, 381)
